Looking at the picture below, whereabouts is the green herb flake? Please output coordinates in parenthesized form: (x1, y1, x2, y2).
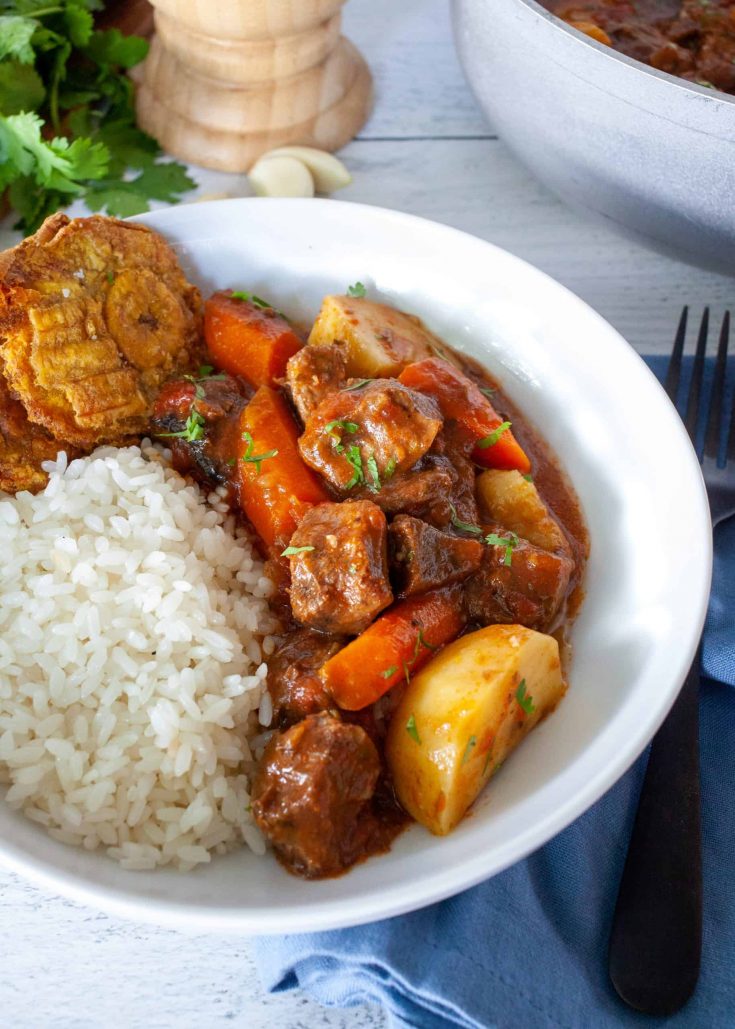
(406, 714, 421, 744)
(381, 665, 398, 680)
(384, 456, 397, 480)
(402, 659, 411, 685)
(344, 445, 364, 489)
(366, 453, 380, 492)
(484, 531, 520, 567)
(158, 410, 206, 443)
(341, 378, 373, 392)
(281, 545, 315, 557)
(324, 419, 359, 436)
(479, 386, 496, 400)
(449, 503, 482, 536)
(231, 290, 273, 310)
(522, 473, 533, 482)
(226, 457, 236, 466)
(241, 431, 278, 475)
(461, 735, 477, 766)
(482, 748, 493, 776)
(106, 270, 115, 284)
(515, 678, 537, 715)
(477, 420, 512, 450)
(347, 281, 366, 298)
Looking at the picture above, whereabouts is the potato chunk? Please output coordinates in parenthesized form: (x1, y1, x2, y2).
(385, 625, 564, 835)
(307, 295, 448, 377)
(476, 469, 568, 553)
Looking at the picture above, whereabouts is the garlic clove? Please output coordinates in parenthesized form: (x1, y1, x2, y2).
(259, 147, 351, 192)
(248, 156, 315, 198)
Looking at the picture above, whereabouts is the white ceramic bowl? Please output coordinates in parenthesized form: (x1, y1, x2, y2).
(0, 199, 711, 932)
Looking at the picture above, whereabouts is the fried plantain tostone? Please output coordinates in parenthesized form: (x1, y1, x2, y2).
(0, 214, 204, 448)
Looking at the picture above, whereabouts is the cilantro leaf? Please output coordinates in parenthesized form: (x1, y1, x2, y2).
(461, 735, 477, 766)
(0, 15, 38, 63)
(241, 431, 278, 475)
(0, 60, 45, 114)
(406, 714, 421, 744)
(347, 281, 366, 298)
(83, 28, 148, 69)
(84, 186, 150, 217)
(484, 531, 520, 567)
(281, 545, 315, 557)
(515, 679, 536, 715)
(449, 503, 482, 536)
(477, 420, 512, 449)
(64, 4, 93, 47)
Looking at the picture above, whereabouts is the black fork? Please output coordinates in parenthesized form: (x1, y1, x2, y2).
(608, 308, 735, 1016)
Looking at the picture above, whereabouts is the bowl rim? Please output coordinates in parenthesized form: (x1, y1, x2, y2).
(515, 0, 735, 106)
(0, 198, 713, 932)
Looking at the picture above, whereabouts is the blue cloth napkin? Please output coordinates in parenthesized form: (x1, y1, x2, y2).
(254, 355, 735, 1028)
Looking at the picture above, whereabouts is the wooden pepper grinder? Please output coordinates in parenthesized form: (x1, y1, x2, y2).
(134, 0, 373, 173)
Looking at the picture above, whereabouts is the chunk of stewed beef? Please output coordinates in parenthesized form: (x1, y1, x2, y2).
(251, 713, 381, 878)
(463, 532, 574, 632)
(285, 500, 393, 635)
(286, 344, 347, 423)
(298, 379, 442, 493)
(389, 515, 484, 597)
(151, 374, 249, 486)
(266, 628, 344, 727)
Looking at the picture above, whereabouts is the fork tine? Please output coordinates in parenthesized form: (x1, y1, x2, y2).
(726, 339, 735, 465)
(684, 308, 709, 441)
(704, 312, 729, 462)
(665, 306, 688, 404)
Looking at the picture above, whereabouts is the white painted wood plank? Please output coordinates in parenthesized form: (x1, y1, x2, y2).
(0, 870, 387, 1029)
(343, 0, 490, 139)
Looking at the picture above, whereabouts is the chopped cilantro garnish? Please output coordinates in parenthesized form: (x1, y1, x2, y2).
(341, 378, 373, 392)
(522, 473, 533, 482)
(484, 531, 520, 567)
(347, 281, 366, 298)
(406, 714, 421, 744)
(515, 679, 536, 715)
(477, 421, 511, 449)
(281, 545, 315, 557)
(366, 453, 381, 492)
(461, 736, 477, 766)
(106, 270, 115, 284)
(231, 290, 273, 310)
(226, 457, 236, 466)
(159, 410, 206, 443)
(381, 665, 398, 679)
(241, 431, 278, 475)
(479, 386, 496, 400)
(413, 628, 438, 662)
(384, 456, 397, 480)
(199, 364, 214, 377)
(402, 659, 411, 685)
(344, 445, 364, 489)
(325, 419, 359, 436)
(482, 748, 493, 776)
(449, 503, 482, 536)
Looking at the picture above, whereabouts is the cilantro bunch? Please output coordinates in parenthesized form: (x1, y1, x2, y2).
(0, 0, 195, 232)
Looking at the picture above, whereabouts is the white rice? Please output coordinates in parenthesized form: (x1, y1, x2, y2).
(0, 443, 280, 871)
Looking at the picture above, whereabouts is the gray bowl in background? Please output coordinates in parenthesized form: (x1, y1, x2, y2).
(451, 0, 735, 272)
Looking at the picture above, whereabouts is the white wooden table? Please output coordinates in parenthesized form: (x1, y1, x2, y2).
(1, 1, 732, 1025)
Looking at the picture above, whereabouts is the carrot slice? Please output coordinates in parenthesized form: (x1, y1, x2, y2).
(204, 290, 303, 387)
(236, 386, 330, 551)
(399, 358, 531, 473)
(320, 588, 465, 711)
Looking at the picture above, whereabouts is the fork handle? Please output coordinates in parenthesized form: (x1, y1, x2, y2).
(608, 647, 702, 1015)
